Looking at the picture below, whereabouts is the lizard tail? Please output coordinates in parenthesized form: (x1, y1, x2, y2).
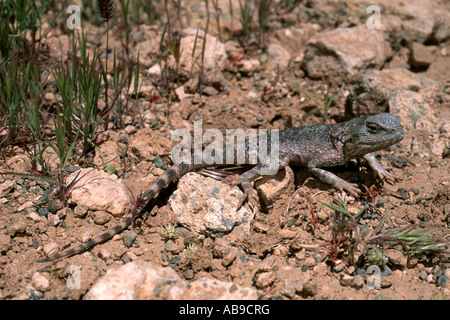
(37, 163, 203, 263)
(36, 217, 132, 262)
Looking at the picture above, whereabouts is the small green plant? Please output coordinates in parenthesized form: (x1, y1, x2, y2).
(140, 0, 160, 24)
(294, 81, 335, 122)
(161, 223, 178, 240)
(185, 242, 199, 255)
(118, 0, 130, 54)
(366, 247, 388, 267)
(0, 54, 23, 141)
(238, 0, 253, 50)
(319, 200, 365, 264)
(372, 223, 448, 262)
(0, 0, 48, 58)
(73, 34, 104, 155)
(21, 56, 49, 173)
(210, 0, 222, 42)
(319, 200, 449, 266)
(257, 0, 272, 49)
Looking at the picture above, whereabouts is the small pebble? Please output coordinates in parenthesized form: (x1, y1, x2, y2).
(98, 248, 112, 260)
(91, 211, 111, 225)
(153, 157, 167, 170)
(351, 275, 364, 289)
(254, 271, 275, 289)
(281, 281, 296, 299)
(123, 230, 137, 248)
(43, 242, 59, 258)
(38, 208, 49, 217)
(333, 259, 346, 272)
(397, 188, 407, 196)
(7, 219, 27, 236)
(302, 281, 318, 297)
(222, 247, 238, 267)
(340, 274, 354, 287)
(74, 204, 88, 218)
(303, 256, 316, 267)
(32, 272, 50, 292)
(164, 239, 179, 253)
(280, 229, 297, 239)
(419, 270, 428, 281)
(169, 256, 181, 268)
(436, 275, 448, 287)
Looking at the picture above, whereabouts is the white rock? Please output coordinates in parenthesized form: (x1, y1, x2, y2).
(17, 201, 34, 212)
(32, 272, 50, 292)
(238, 59, 260, 75)
(169, 28, 227, 76)
(0, 180, 15, 197)
(389, 90, 447, 156)
(85, 261, 257, 300)
(147, 63, 161, 77)
(302, 25, 391, 82)
(169, 173, 254, 235)
(43, 242, 59, 258)
(349, 68, 442, 116)
(267, 43, 291, 70)
(255, 166, 294, 207)
(67, 168, 132, 217)
(175, 85, 193, 101)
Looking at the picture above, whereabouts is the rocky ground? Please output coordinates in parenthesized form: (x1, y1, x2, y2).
(0, 0, 449, 300)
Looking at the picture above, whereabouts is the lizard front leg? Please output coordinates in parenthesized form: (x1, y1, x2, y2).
(307, 151, 361, 197)
(363, 153, 400, 183)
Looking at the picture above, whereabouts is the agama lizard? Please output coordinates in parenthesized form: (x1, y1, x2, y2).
(37, 113, 404, 262)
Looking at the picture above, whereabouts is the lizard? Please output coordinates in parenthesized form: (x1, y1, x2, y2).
(37, 113, 404, 262)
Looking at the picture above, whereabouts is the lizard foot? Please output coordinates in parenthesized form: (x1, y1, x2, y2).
(373, 167, 401, 184)
(333, 180, 361, 198)
(237, 187, 260, 214)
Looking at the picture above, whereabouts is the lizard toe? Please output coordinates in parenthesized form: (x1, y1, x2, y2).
(237, 188, 260, 213)
(337, 182, 361, 197)
(376, 169, 400, 184)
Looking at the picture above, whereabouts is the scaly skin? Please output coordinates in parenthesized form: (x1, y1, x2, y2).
(37, 113, 404, 262)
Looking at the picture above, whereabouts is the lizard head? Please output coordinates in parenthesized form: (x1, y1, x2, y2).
(344, 113, 404, 157)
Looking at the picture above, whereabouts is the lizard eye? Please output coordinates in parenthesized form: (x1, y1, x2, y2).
(367, 123, 380, 134)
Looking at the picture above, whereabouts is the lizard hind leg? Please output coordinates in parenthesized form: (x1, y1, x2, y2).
(234, 160, 286, 213)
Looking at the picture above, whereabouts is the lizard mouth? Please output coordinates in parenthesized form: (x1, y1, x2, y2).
(361, 131, 404, 149)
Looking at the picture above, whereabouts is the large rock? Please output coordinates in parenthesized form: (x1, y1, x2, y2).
(67, 168, 132, 217)
(389, 90, 447, 157)
(129, 128, 172, 161)
(347, 68, 442, 116)
(0, 180, 15, 198)
(254, 166, 294, 207)
(169, 28, 227, 77)
(267, 44, 291, 71)
(85, 261, 258, 300)
(169, 173, 254, 236)
(270, 24, 321, 63)
(384, 0, 450, 43)
(302, 25, 391, 82)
